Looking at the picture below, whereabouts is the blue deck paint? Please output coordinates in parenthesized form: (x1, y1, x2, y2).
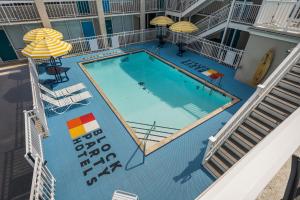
(41, 42, 255, 200)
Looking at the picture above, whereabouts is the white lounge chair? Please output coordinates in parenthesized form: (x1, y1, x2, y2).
(112, 190, 139, 200)
(39, 83, 86, 98)
(41, 91, 92, 114)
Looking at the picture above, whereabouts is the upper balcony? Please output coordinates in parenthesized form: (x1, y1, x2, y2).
(102, 0, 140, 15)
(254, 0, 300, 35)
(0, 0, 41, 25)
(44, 0, 98, 20)
(0, 0, 164, 25)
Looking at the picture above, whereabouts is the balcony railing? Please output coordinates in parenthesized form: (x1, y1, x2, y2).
(64, 29, 157, 55)
(0, 1, 40, 24)
(45, 0, 97, 19)
(102, 0, 140, 15)
(145, 0, 164, 12)
(255, 0, 300, 33)
(165, 0, 198, 13)
(231, 2, 261, 25)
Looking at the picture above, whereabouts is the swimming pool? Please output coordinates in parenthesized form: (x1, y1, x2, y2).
(80, 51, 238, 154)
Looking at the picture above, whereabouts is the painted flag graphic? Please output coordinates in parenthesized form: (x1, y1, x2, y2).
(66, 113, 100, 139)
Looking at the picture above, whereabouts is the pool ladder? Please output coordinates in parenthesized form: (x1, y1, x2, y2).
(126, 121, 180, 144)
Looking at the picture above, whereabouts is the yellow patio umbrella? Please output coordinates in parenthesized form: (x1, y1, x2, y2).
(23, 28, 63, 43)
(150, 16, 174, 26)
(169, 21, 198, 33)
(169, 21, 198, 56)
(150, 16, 174, 47)
(21, 37, 72, 59)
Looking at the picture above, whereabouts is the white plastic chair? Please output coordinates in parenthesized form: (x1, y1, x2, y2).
(40, 91, 92, 114)
(39, 83, 86, 98)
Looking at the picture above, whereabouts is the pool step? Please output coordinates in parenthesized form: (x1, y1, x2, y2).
(203, 60, 300, 179)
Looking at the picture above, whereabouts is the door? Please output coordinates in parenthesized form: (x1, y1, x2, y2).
(0, 30, 17, 61)
(81, 20, 96, 37)
(105, 19, 113, 34)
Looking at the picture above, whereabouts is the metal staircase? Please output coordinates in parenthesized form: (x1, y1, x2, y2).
(193, 2, 261, 38)
(165, 0, 229, 18)
(202, 44, 300, 178)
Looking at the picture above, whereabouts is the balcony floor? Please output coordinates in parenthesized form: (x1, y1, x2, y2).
(0, 64, 33, 200)
(41, 42, 255, 200)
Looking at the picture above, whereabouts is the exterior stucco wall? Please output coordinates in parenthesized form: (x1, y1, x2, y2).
(235, 34, 296, 86)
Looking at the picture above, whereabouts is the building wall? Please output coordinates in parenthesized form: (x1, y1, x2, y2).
(110, 15, 135, 33)
(235, 30, 249, 50)
(235, 33, 296, 86)
(3, 23, 42, 52)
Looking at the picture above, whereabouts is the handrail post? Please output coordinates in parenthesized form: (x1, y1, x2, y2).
(202, 136, 216, 164)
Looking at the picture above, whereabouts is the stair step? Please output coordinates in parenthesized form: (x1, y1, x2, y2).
(292, 64, 300, 74)
(205, 160, 223, 178)
(217, 147, 238, 165)
(289, 69, 300, 76)
(272, 86, 300, 105)
(276, 84, 300, 97)
(224, 139, 247, 158)
(260, 101, 290, 117)
(251, 108, 280, 128)
(238, 124, 263, 143)
(281, 78, 300, 90)
(243, 118, 268, 136)
(215, 151, 233, 166)
(246, 116, 273, 133)
(264, 94, 296, 113)
(231, 131, 255, 150)
(278, 79, 300, 94)
(286, 71, 300, 82)
(211, 154, 229, 172)
(268, 93, 299, 109)
(258, 102, 287, 121)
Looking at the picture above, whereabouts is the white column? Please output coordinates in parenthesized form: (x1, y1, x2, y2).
(140, 0, 146, 30)
(34, 0, 51, 28)
(96, 0, 107, 35)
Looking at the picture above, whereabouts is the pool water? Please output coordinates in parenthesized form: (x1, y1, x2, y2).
(83, 51, 231, 131)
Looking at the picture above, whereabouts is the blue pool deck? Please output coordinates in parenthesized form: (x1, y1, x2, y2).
(41, 42, 255, 200)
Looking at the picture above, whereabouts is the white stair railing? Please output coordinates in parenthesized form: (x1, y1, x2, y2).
(24, 110, 44, 167)
(28, 58, 49, 137)
(194, 2, 261, 36)
(255, 0, 300, 33)
(194, 4, 230, 34)
(202, 43, 300, 164)
(29, 156, 56, 200)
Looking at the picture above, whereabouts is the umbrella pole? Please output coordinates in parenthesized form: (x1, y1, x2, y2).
(177, 33, 183, 57)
